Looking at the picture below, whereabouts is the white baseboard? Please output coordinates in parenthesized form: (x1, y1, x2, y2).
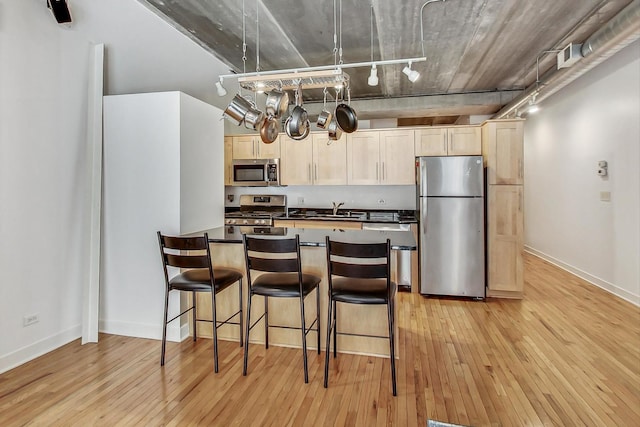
(98, 320, 190, 342)
(0, 325, 81, 374)
(525, 246, 640, 306)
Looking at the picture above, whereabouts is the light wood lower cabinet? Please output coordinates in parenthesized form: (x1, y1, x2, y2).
(486, 184, 524, 297)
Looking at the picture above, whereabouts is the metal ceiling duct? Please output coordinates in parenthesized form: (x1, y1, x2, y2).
(494, 0, 640, 119)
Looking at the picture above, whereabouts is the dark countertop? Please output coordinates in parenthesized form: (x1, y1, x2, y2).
(194, 226, 416, 251)
(225, 207, 418, 224)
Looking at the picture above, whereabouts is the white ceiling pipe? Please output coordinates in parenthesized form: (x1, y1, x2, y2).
(494, 0, 640, 119)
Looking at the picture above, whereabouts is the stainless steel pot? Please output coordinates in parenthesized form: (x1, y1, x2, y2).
(285, 86, 309, 139)
(223, 94, 254, 126)
(260, 115, 280, 144)
(244, 106, 265, 131)
(328, 116, 342, 141)
(316, 90, 333, 129)
(265, 89, 289, 118)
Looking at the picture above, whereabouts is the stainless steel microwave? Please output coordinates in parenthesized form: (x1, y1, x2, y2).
(232, 158, 280, 186)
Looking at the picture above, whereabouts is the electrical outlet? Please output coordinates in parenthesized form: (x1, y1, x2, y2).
(298, 197, 304, 205)
(23, 313, 39, 327)
(377, 199, 386, 205)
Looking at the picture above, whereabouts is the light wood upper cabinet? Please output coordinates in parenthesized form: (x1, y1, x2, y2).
(347, 132, 381, 185)
(280, 135, 313, 185)
(347, 130, 415, 185)
(224, 136, 233, 185)
(280, 133, 347, 185)
(232, 135, 280, 159)
(415, 126, 481, 156)
(482, 120, 524, 185)
(312, 133, 347, 185)
(380, 129, 416, 185)
(487, 185, 524, 295)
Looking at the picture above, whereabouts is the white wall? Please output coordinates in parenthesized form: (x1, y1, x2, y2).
(101, 92, 224, 341)
(524, 40, 640, 305)
(0, 0, 229, 373)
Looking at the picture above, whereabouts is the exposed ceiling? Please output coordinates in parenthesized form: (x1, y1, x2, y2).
(139, 0, 634, 121)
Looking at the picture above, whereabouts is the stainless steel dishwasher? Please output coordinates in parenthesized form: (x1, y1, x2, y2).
(362, 223, 413, 290)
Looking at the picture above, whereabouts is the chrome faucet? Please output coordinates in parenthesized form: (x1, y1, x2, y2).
(332, 201, 344, 215)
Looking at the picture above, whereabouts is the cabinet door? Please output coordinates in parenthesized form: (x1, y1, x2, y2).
(232, 135, 257, 159)
(448, 127, 481, 155)
(415, 128, 447, 156)
(483, 120, 524, 185)
(312, 133, 347, 185)
(347, 132, 380, 185)
(280, 135, 313, 185)
(380, 130, 415, 184)
(224, 136, 233, 185)
(487, 185, 524, 294)
(257, 137, 281, 159)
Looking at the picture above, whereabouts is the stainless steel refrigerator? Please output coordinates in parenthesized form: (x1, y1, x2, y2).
(417, 156, 485, 298)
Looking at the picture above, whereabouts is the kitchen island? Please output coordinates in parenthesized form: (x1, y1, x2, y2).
(187, 226, 416, 357)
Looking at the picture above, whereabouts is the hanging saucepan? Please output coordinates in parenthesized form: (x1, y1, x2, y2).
(316, 89, 333, 129)
(286, 85, 309, 139)
(244, 105, 265, 131)
(291, 119, 310, 141)
(335, 86, 358, 133)
(327, 116, 342, 141)
(223, 93, 254, 126)
(260, 114, 280, 144)
(265, 89, 289, 118)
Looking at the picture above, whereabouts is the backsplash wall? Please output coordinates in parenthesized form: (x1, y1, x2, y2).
(225, 185, 417, 210)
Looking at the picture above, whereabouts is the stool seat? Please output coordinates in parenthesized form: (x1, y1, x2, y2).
(252, 272, 320, 297)
(330, 277, 396, 305)
(169, 268, 243, 292)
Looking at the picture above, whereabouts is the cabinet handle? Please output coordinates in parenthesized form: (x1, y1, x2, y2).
(376, 162, 379, 180)
(519, 191, 523, 212)
(308, 164, 311, 182)
(314, 164, 318, 181)
(519, 159, 523, 179)
(443, 133, 447, 153)
(382, 162, 386, 180)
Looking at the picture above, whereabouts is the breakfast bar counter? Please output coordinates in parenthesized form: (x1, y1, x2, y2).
(187, 226, 416, 357)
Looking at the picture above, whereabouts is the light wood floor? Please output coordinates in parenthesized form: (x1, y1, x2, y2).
(1, 253, 639, 426)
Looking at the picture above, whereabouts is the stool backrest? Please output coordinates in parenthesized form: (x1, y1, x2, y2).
(157, 232, 213, 285)
(243, 235, 303, 286)
(325, 238, 392, 291)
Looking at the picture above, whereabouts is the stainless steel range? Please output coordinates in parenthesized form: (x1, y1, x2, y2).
(224, 194, 287, 226)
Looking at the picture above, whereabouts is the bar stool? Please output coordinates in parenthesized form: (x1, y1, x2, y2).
(324, 237, 397, 396)
(242, 234, 321, 383)
(157, 231, 243, 372)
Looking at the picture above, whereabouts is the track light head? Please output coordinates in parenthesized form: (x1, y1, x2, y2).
(367, 64, 379, 86)
(402, 62, 420, 83)
(215, 79, 227, 97)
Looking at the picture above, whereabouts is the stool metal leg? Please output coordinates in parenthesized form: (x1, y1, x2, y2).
(264, 296, 269, 349)
(323, 295, 333, 388)
(299, 294, 309, 383)
(333, 300, 338, 358)
(160, 287, 170, 366)
(192, 290, 197, 342)
(212, 289, 219, 373)
(387, 298, 397, 396)
(316, 288, 321, 354)
(243, 291, 252, 376)
(238, 278, 243, 347)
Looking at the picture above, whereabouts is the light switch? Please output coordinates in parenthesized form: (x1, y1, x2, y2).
(600, 191, 611, 202)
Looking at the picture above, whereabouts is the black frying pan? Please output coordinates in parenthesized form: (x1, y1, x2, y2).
(335, 88, 358, 133)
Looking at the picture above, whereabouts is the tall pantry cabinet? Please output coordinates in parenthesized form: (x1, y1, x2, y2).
(482, 119, 525, 298)
(102, 91, 225, 340)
